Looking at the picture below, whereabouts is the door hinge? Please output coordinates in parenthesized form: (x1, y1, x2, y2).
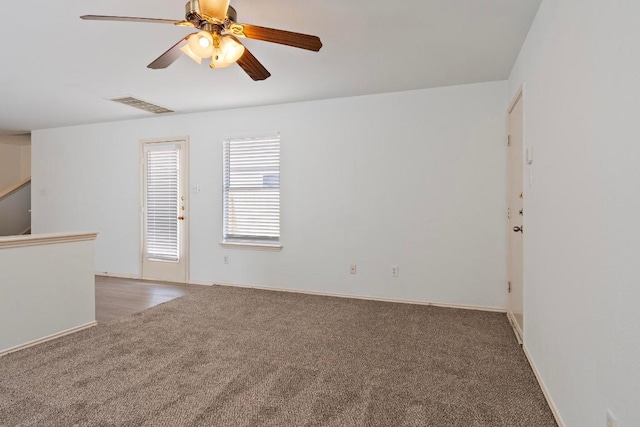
(508, 281, 512, 293)
(507, 135, 512, 147)
(507, 207, 511, 219)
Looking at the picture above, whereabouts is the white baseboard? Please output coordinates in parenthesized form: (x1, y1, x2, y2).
(214, 281, 507, 313)
(96, 272, 141, 280)
(0, 321, 97, 357)
(94, 274, 505, 313)
(188, 279, 214, 286)
(523, 344, 565, 427)
(506, 310, 523, 344)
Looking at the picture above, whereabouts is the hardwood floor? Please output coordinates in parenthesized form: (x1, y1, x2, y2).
(95, 276, 204, 323)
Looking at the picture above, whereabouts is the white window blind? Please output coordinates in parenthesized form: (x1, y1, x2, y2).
(144, 144, 180, 261)
(223, 136, 280, 243)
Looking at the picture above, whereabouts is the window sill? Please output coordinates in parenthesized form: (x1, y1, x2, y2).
(219, 241, 282, 251)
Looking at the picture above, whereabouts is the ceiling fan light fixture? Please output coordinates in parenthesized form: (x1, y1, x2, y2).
(180, 44, 203, 64)
(209, 35, 245, 68)
(188, 31, 214, 58)
(81, 1, 322, 81)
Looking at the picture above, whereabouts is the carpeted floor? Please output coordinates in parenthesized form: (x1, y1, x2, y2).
(0, 286, 556, 426)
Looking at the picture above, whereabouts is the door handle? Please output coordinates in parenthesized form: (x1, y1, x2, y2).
(513, 226, 523, 233)
(178, 216, 185, 221)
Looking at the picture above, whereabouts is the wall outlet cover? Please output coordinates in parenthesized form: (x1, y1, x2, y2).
(391, 265, 399, 277)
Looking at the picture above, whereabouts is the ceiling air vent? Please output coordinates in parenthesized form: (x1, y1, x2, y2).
(110, 97, 174, 114)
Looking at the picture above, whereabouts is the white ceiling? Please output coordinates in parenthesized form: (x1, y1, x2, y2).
(0, 0, 541, 134)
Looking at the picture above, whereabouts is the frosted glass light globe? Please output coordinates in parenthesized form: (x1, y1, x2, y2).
(188, 31, 214, 58)
(210, 36, 245, 68)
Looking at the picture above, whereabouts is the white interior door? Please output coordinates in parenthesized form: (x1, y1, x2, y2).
(507, 93, 524, 338)
(141, 139, 189, 283)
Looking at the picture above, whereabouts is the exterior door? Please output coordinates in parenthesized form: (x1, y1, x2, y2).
(141, 138, 189, 283)
(507, 93, 524, 338)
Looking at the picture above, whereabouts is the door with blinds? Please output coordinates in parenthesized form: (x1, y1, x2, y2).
(141, 139, 188, 283)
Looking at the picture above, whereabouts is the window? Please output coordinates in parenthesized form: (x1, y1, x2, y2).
(223, 136, 280, 246)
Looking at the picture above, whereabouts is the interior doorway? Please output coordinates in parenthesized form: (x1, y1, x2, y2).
(507, 90, 524, 339)
(141, 138, 189, 283)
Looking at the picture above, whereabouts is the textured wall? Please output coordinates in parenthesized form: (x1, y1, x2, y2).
(509, 0, 640, 425)
(32, 81, 508, 310)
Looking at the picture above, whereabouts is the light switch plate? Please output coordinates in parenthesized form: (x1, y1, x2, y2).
(526, 147, 533, 164)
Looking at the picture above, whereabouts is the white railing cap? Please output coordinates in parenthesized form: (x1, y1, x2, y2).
(0, 232, 98, 249)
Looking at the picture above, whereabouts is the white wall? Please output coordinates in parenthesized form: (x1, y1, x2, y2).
(0, 143, 22, 190)
(0, 135, 31, 190)
(32, 81, 508, 310)
(20, 144, 31, 179)
(509, 0, 640, 425)
(0, 233, 97, 354)
(0, 183, 31, 236)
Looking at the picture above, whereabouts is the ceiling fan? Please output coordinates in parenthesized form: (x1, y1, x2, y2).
(80, 0, 323, 81)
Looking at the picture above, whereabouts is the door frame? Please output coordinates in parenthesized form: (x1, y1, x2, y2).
(507, 85, 525, 342)
(139, 136, 190, 284)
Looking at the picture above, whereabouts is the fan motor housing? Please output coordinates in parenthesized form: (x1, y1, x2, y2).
(185, 0, 202, 23)
(227, 6, 237, 22)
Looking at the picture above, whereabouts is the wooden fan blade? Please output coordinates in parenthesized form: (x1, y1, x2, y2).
(236, 45, 271, 81)
(232, 23, 322, 52)
(148, 34, 195, 69)
(80, 15, 183, 25)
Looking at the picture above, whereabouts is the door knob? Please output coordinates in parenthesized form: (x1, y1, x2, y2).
(513, 226, 523, 233)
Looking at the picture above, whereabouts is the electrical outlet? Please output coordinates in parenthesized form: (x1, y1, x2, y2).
(606, 410, 617, 427)
(223, 255, 229, 264)
(391, 265, 399, 277)
(349, 264, 357, 275)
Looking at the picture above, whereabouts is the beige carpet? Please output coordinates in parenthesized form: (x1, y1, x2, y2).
(0, 286, 556, 426)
